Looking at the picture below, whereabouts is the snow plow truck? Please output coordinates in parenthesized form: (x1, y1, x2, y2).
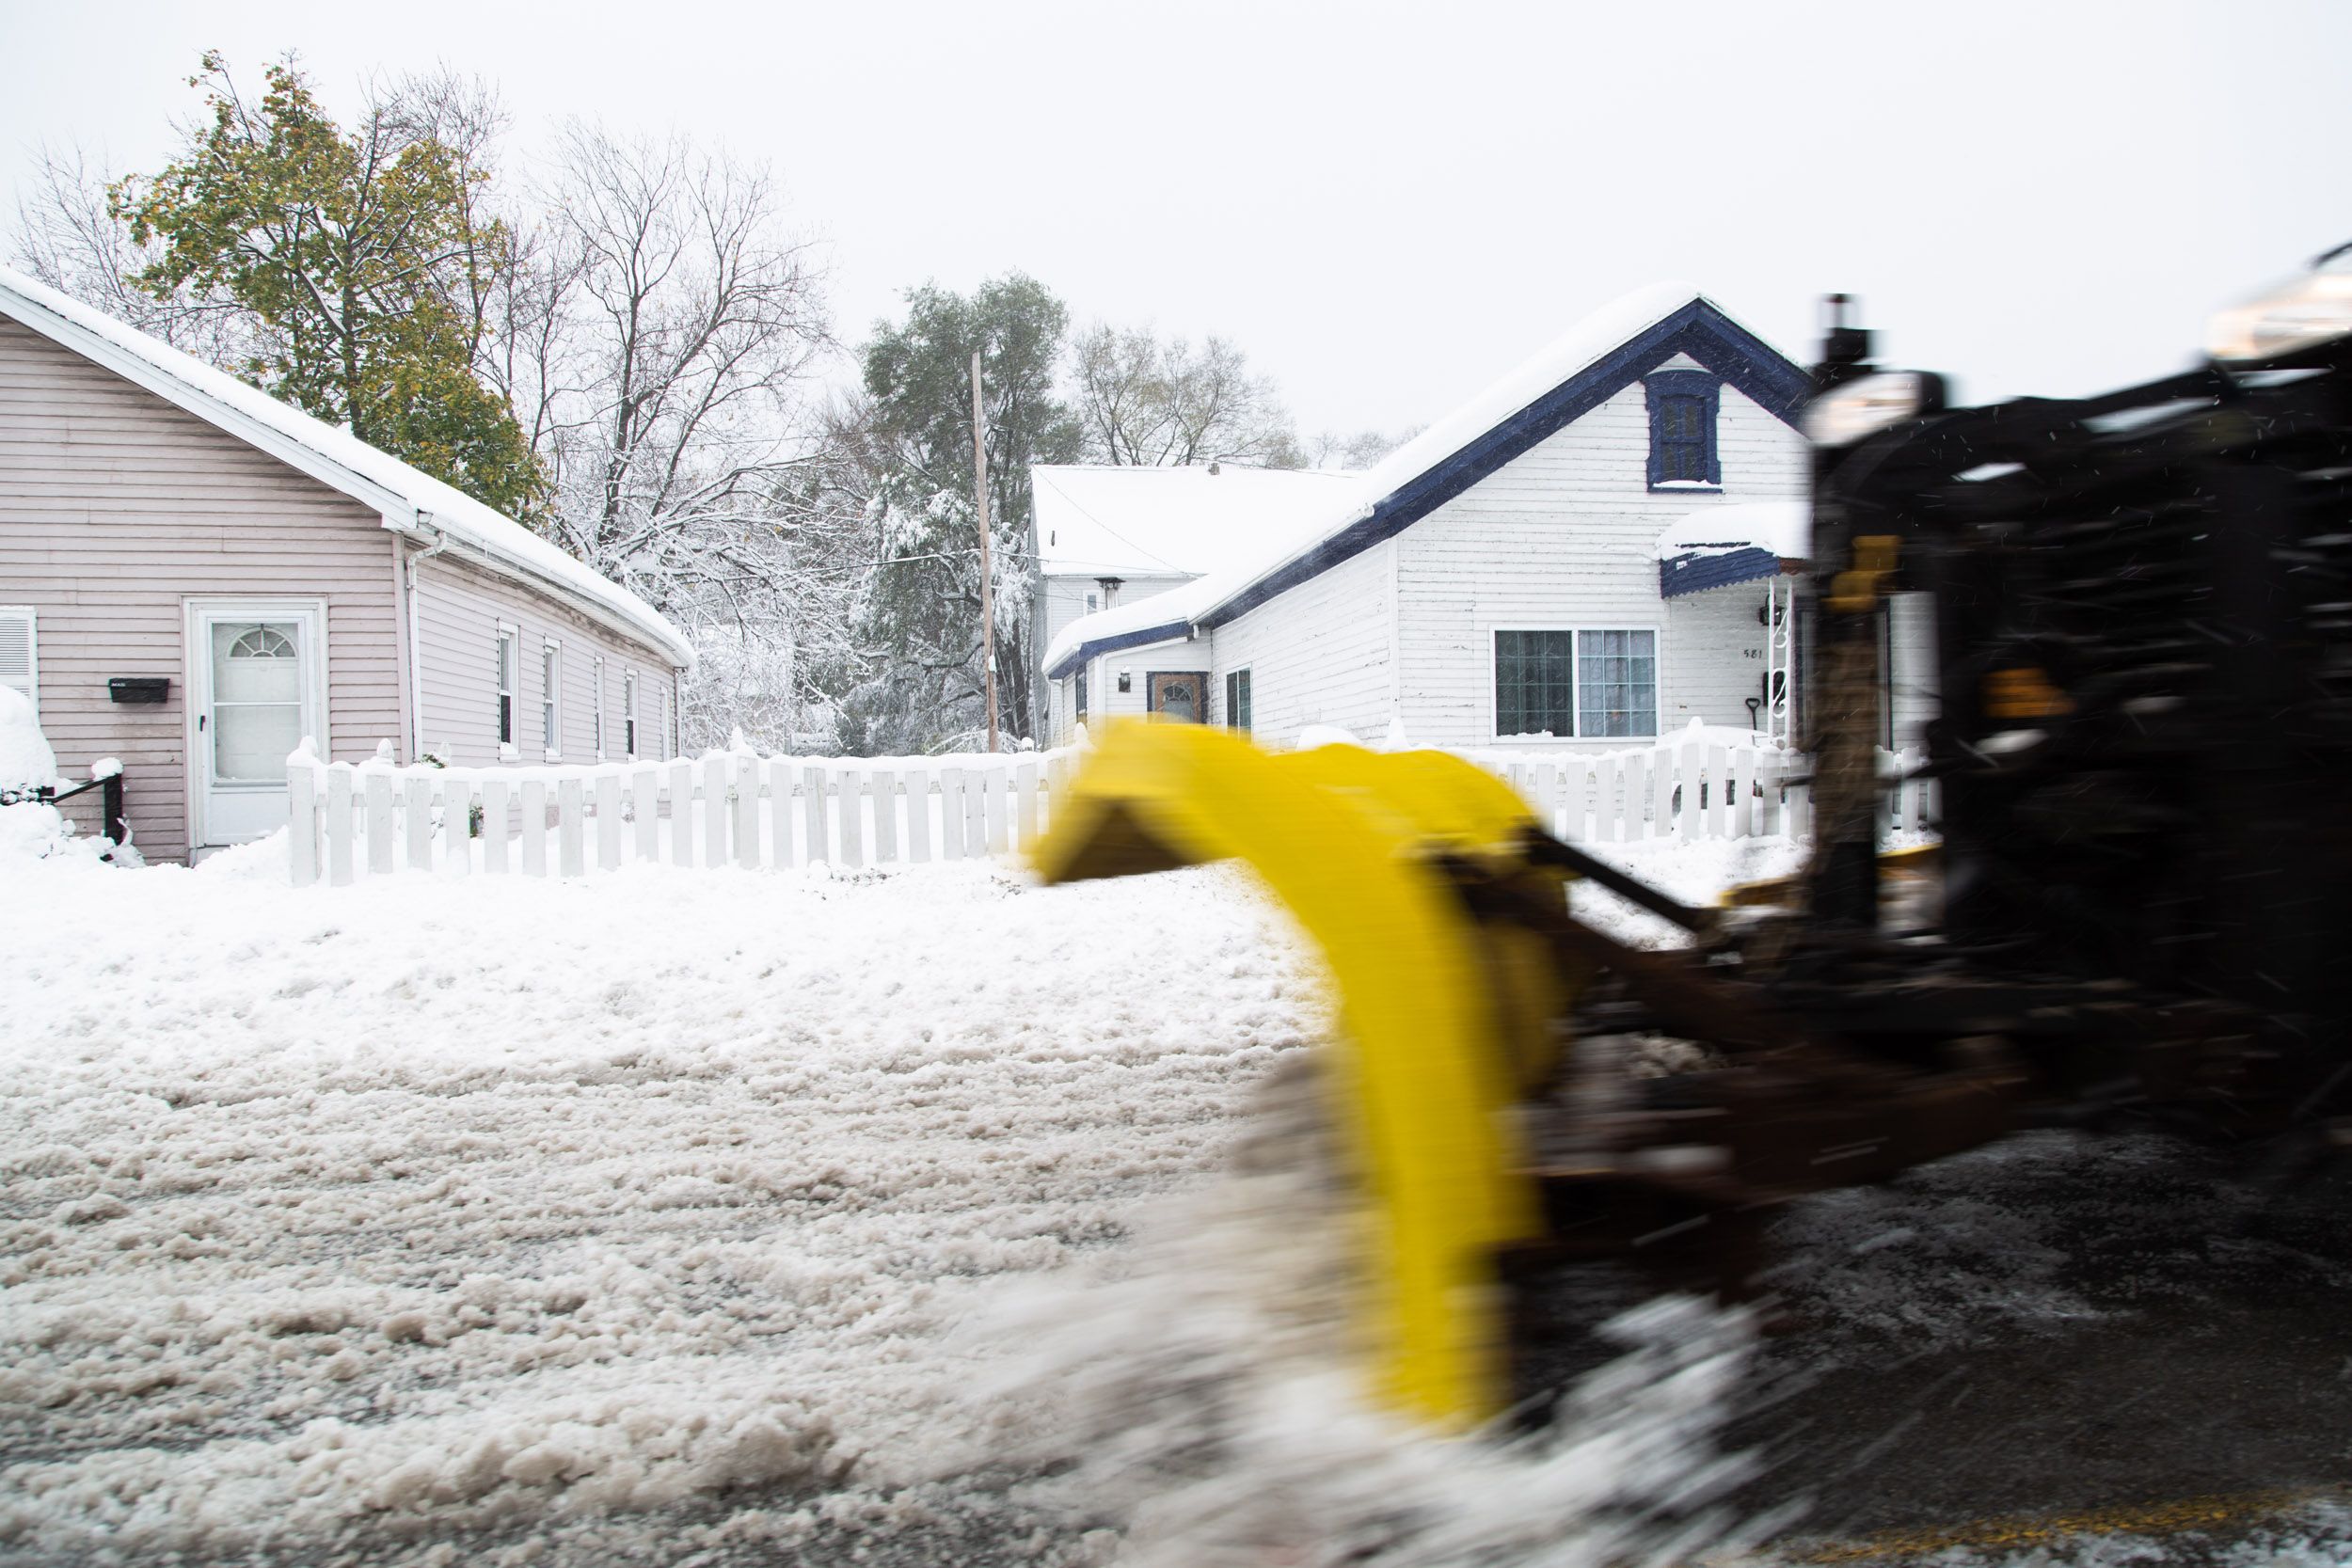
(1030, 245, 2352, 1433)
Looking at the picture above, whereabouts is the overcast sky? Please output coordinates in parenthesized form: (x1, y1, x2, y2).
(6, 0, 2348, 438)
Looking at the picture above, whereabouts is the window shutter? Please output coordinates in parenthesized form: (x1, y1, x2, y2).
(0, 610, 35, 710)
(1643, 371, 1723, 489)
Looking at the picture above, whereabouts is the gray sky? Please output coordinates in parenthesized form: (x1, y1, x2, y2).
(6, 0, 2348, 436)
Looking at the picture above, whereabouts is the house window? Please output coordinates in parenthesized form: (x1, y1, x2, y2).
(1085, 592, 1099, 612)
(623, 672, 638, 757)
(1494, 629, 1658, 739)
(1074, 669, 1089, 722)
(593, 656, 606, 760)
(542, 640, 563, 758)
(1644, 371, 1722, 490)
(495, 626, 518, 746)
(1147, 672, 1204, 722)
(0, 607, 36, 713)
(1225, 668, 1252, 733)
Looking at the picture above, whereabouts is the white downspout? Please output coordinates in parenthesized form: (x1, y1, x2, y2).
(404, 513, 451, 762)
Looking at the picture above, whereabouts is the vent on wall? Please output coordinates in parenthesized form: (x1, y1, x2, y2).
(0, 607, 35, 711)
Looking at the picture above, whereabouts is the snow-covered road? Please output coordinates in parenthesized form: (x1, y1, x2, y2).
(8, 832, 2346, 1568)
(0, 847, 1327, 1563)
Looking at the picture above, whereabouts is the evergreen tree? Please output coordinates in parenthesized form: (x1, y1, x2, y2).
(845, 276, 1081, 752)
(111, 54, 545, 515)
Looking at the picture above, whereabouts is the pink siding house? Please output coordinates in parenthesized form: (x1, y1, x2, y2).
(0, 269, 691, 864)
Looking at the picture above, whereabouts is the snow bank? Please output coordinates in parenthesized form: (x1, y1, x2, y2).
(0, 685, 56, 795)
(0, 801, 70, 863)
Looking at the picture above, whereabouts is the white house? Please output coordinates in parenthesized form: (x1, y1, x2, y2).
(1029, 463, 1359, 724)
(1041, 283, 1823, 752)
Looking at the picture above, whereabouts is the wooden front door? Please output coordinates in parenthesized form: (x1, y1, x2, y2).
(1147, 672, 1205, 722)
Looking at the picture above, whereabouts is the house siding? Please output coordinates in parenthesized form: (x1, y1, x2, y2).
(410, 551, 681, 768)
(0, 317, 403, 863)
(1664, 582, 1777, 732)
(1210, 540, 1395, 746)
(1393, 373, 1805, 750)
(1040, 571, 1194, 670)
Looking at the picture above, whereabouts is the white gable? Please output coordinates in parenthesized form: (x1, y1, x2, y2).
(1045, 281, 1788, 676)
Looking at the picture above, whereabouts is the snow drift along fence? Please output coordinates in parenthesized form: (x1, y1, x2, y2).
(285, 737, 1934, 886)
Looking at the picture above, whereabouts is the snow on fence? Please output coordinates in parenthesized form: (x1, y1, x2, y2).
(285, 736, 1935, 886)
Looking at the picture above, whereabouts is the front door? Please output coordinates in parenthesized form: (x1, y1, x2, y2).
(1148, 672, 1204, 722)
(188, 601, 326, 847)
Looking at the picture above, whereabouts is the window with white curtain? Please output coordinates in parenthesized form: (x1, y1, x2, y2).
(1493, 628, 1658, 739)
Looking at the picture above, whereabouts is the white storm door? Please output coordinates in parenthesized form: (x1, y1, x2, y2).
(188, 600, 326, 847)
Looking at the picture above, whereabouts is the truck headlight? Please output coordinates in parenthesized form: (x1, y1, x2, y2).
(1803, 371, 1944, 449)
(2206, 246, 2352, 362)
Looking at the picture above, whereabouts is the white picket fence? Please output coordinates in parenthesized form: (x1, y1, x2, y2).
(284, 736, 1935, 886)
(1468, 742, 1935, 847)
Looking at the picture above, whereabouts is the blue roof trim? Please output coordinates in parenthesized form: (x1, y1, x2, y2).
(1659, 546, 1784, 598)
(1199, 299, 1808, 629)
(1044, 618, 1192, 681)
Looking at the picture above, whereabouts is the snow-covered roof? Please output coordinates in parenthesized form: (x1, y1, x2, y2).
(1041, 589, 1201, 673)
(1032, 465, 1359, 579)
(1655, 501, 1808, 599)
(1654, 501, 1810, 561)
(1046, 283, 1809, 679)
(0, 268, 693, 668)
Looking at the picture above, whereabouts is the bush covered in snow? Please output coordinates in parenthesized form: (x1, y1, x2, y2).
(0, 685, 57, 799)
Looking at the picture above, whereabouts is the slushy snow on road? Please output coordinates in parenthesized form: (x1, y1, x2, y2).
(0, 837, 1343, 1561)
(0, 821, 1813, 1565)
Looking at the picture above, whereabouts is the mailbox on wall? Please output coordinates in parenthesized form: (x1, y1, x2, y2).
(107, 677, 169, 704)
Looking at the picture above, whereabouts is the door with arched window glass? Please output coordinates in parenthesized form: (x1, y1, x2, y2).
(186, 600, 326, 849)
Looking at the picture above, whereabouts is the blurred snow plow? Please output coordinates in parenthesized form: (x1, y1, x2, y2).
(1033, 248, 2352, 1433)
(1031, 725, 1559, 1427)
(1032, 722, 2019, 1431)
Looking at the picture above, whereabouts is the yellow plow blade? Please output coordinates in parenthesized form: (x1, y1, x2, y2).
(1032, 721, 1559, 1428)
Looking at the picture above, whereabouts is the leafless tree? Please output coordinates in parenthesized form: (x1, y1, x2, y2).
(1304, 424, 1422, 471)
(498, 124, 859, 746)
(8, 143, 247, 363)
(1070, 322, 1302, 467)
(515, 127, 832, 583)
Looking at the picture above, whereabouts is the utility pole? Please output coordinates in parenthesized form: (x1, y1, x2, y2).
(970, 350, 1000, 752)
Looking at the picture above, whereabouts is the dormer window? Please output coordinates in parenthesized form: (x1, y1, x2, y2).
(1645, 371, 1722, 491)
